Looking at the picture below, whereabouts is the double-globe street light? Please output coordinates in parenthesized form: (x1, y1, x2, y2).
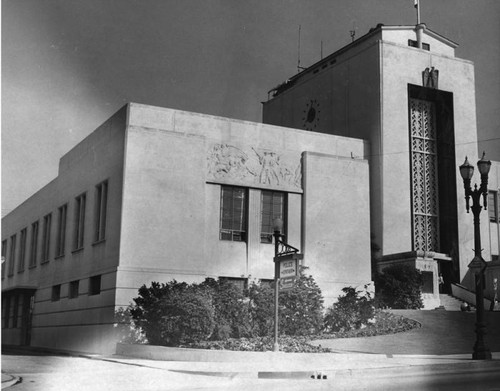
(459, 152, 492, 360)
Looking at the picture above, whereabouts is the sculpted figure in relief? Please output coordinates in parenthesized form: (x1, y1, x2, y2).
(207, 143, 301, 190)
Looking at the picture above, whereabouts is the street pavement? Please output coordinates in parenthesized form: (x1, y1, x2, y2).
(2, 309, 500, 390)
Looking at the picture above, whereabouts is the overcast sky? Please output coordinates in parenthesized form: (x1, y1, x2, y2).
(2, 0, 500, 216)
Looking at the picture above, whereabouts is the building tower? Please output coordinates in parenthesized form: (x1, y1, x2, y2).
(262, 23, 485, 306)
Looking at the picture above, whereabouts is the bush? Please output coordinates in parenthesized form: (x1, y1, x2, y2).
(129, 268, 325, 345)
(130, 280, 215, 346)
(246, 281, 274, 337)
(114, 307, 148, 344)
(323, 286, 375, 332)
(200, 278, 252, 340)
(375, 264, 424, 309)
(279, 267, 324, 336)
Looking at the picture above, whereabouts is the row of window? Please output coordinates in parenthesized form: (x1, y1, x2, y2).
(220, 186, 287, 243)
(51, 275, 101, 302)
(1, 275, 102, 329)
(1, 180, 108, 279)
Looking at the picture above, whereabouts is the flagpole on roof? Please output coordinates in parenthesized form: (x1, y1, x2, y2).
(415, 0, 421, 25)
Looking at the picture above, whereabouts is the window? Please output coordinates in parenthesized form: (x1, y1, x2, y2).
(89, 275, 101, 296)
(18, 228, 27, 273)
(51, 285, 61, 301)
(69, 280, 79, 299)
(408, 39, 430, 51)
(220, 186, 247, 241)
(94, 181, 108, 242)
(41, 213, 52, 263)
(56, 204, 67, 257)
(1, 240, 7, 279)
(29, 221, 39, 268)
(12, 295, 19, 328)
(260, 191, 286, 243)
(8, 234, 16, 277)
(74, 193, 86, 250)
(488, 191, 499, 223)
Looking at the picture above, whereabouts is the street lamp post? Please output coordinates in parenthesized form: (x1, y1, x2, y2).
(459, 152, 492, 360)
(272, 218, 283, 352)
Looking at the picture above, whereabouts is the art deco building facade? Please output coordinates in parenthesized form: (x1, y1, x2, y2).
(2, 24, 499, 353)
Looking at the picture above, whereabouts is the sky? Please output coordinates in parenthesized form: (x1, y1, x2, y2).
(2, 0, 500, 216)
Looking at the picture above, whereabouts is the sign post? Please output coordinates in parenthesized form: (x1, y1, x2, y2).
(272, 226, 302, 351)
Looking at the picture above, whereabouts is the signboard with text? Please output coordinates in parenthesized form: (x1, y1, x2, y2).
(274, 253, 303, 291)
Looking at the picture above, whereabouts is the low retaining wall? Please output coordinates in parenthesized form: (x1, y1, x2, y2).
(451, 284, 491, 310)
(116, 343, 338, 363)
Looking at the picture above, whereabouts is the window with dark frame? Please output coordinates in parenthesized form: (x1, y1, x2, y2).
(408, 39, 430, 51)
(18, 228, 27, 273)
(488, 191, 499, 223)
(41, 213, 52, 263)
(8, 234, 16, 276)
(94, 181, 108, 242)
(29, 221, 39, 268)
(74, 193, 86, 250)
(89, 275, 101, 296)
(56, 204, 67, 257)
(220, 186, 247, 241)
(260, 191, 286, 243)
(51, 285, 61, 301)
(69, 280, 79, 299)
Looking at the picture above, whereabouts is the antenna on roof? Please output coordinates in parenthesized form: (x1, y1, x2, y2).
(297, 25, 306, 73)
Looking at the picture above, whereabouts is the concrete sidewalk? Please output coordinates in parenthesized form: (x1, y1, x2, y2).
(2, 310, 500, 387)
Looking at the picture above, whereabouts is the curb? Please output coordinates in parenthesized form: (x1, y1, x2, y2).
(169, 360, 500, 380)
(1, 374, 21, 389)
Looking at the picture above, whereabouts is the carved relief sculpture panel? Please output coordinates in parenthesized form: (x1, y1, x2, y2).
(207, 143, 302, 192)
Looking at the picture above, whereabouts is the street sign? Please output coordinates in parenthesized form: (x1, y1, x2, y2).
(279, 276, 296, 291)
(279, 258, 299, 279)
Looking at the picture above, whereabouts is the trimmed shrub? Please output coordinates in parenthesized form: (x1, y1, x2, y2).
(279, 267, 324, 336)
(375, 264, 424, 309)
(159, 285, 215, 345)
(200, 278, 252, 340)
(323, 286, 375, 332)
(246, 281, 274, 337)
(129, 280, 215, 346)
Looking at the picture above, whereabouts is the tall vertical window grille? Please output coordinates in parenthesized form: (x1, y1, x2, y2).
(260, 191, 286, 243)
(42, 213, 52, 263)
(488, 191, 499, 223)
(74, 193, 86, 250)
(56, 204, 67, 257)
(220, 186, 247, 241)
(29, 221, 39, 268)
(8, 235, 16, 276)
(94, 181, 108, 242)
(18, 228, 27, 273)
(410, 98, 439, 252)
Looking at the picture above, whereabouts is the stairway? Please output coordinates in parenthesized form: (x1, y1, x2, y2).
(438, 294, 469, 311)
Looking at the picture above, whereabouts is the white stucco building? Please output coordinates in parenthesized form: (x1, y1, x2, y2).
(2, 24, 499, 353)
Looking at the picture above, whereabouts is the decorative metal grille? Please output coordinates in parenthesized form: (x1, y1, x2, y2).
(410, 98, 439, 252)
